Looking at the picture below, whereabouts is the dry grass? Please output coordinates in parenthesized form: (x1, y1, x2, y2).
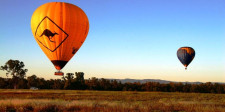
(0, 89, 224, 112)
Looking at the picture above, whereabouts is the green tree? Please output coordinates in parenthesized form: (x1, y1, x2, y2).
(37, 78, 46, 89)
(0, 77, 6, 89)
(64, 73, 74, 89)
(27, 75, 38, 88)
(75, 72, 84, 83)
(53, 79, 64, 89)
(73, 72, 86, 89)
(1, 59, 28, 78)
(17, 79, 28, 89)
(0, 59, 28, 89)
(85, 77, 99, 90)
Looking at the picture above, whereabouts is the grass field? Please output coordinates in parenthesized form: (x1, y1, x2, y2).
(0, 89, 224, 112)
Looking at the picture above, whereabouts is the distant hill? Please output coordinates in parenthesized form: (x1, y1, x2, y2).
(111, 78, 171, 84)
(108, 78, 224, 84)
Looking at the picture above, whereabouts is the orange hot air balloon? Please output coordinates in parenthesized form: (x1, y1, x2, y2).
(31, 2, 89, 76)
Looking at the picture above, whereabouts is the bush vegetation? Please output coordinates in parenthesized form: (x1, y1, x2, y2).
(0, 73, 224, 93)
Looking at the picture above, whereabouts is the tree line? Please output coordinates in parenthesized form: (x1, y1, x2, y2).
(0, 73, 224, 93)
(0, 59, 224, 93)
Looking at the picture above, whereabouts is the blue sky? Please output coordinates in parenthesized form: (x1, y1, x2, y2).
(0, 0, 225, 82)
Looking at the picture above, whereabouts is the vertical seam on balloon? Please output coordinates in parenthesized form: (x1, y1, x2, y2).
(63, 3, 69, 61)
(67, 4, 77, 61)
(43, 4, 53, 60)
(60, 2, 65, 61)
(54, 2, 58, 61)
(63, 4, 70, 61)
(47, 3, 54, 60)
(70, 5, 78, 61)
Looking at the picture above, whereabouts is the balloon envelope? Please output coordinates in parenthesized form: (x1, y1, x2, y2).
(31, 2, 89, 70)
(177, 47, 195, 69)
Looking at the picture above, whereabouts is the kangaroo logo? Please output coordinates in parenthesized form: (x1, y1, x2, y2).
(35, 16, 69, 52)
(39, 29, 58, 43)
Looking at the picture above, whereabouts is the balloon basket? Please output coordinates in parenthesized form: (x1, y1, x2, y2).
(55, 71, 64, 76)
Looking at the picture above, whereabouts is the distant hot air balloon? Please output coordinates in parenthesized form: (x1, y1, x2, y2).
(31, 2, 89, 76)
(177, 47, 195, 70)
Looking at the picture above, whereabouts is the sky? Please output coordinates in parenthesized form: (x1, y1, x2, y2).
(0, 0, 225, 82)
